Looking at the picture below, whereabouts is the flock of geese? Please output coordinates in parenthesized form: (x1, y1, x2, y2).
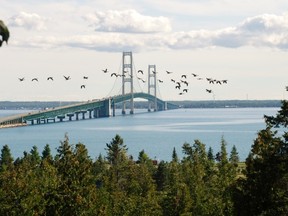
(101, 68, 228, 97)
(17, 68, 228, 97)
(18, 75, 88, 89)
(163, 70, 228, 96)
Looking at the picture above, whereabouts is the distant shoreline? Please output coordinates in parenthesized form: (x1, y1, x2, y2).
(169, 100, 281, 109)
(0, 100, 282, 110)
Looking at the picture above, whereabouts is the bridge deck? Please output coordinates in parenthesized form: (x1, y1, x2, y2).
(0, 92, 178, 128)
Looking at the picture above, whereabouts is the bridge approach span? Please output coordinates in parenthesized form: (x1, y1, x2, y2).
(0, 92, 178, 128)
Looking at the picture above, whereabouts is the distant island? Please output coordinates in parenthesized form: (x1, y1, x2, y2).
(0, 100, 281, 110)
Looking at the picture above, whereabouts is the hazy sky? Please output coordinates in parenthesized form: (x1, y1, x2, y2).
(1, 0, 288, 101)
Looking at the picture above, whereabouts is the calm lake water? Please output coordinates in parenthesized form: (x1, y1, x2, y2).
(0, 107, 279, 162)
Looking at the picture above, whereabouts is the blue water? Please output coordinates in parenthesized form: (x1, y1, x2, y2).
(0, 108, 279, 162)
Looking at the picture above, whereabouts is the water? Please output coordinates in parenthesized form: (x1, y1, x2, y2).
(0, 107, 279, 162)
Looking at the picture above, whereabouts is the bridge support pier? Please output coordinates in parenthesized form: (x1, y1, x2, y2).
(111, 100, 116, 117)
(57, 116, 65, 122)
(67, 113, 74, 121)
(93, 108, 99, 118)
(88, 109, 93, 119)
(75, 111, 80, 120)
(81, 111, 87, 120)
(99, 99, 111, 117)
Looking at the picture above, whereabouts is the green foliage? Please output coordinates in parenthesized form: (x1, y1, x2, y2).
(160, 158, 192, 215)
(172, 147, 179, 163)
(0, 134, 256, 213)
(154, 160, 168, 192)
(207, 146, 214, 161)
(42, 144, 52, 161)
(30, 145, 41, 165)
(105, 134, 128, 166)
(215, 137, 237, 215)
(0, 20, 9, 47)
(229, 145, 239, 165)
(138, 149, 150, 163)
(0, 145, 13, 171)
(235, 100, 288, 215)
(53, 135, 98, 215)
(182, 139, 225, 215)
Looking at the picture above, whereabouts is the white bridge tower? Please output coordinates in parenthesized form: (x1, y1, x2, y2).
(148, 64, 157, 112)
(121, 51, 134, 114)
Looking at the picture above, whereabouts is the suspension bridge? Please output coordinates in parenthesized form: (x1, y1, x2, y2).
(0, 52, 178, 128)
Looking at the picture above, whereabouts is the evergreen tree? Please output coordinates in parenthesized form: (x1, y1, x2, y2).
(207, 146, 214, 161)
(42, 144, 52, 161)
(93, 153, 107, 186)
(105, 134, 128, 166)
(53, 135, 98, 215)
(229, 145, 239, 165)
(238, 100, 288, 215)
(127, 159, 162, 215)
(0, 144, 13, 171)
(138, 149, 150, 163)
(30, 145, 41, 165)
(172, 147, 179, 163)
(218, 137, 229, 165)
(216, 137, 236, 215)
(154, 160, 168, 192)
(182, 140, 218, 215)
(161, 157, 192, 215)
(104, 135, 133, 215)
(0, 149, 58, 215)
(137, 149, 155, 178)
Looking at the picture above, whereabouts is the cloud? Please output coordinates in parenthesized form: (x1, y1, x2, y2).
(239, 13, 288, 32)
(221, 13, 288, 48)
(83, 9, 172, 33)
(166, 13, 288, 50)
(9, 12, 288, 52)
(8, 12, 48, 31)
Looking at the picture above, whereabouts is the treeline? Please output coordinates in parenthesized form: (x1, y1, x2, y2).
(0, 101, 78, 110)
(0, 100, 281, 110)
(117, 100, 281, 109)
(0, 135, 242, 215)
(0, 101, 288, 215)
(170, 100, 281, 108)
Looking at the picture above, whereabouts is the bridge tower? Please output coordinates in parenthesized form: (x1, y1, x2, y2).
(121, 51, 134, 114)
(148, 64, 157, 112)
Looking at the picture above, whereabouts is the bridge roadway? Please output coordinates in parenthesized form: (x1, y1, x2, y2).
(0, 92, 178, 128)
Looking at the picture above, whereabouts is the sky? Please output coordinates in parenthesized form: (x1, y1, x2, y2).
(1, 0, 288, 102)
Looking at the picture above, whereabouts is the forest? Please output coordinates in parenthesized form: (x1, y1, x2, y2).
(0, 101, 287, 215)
